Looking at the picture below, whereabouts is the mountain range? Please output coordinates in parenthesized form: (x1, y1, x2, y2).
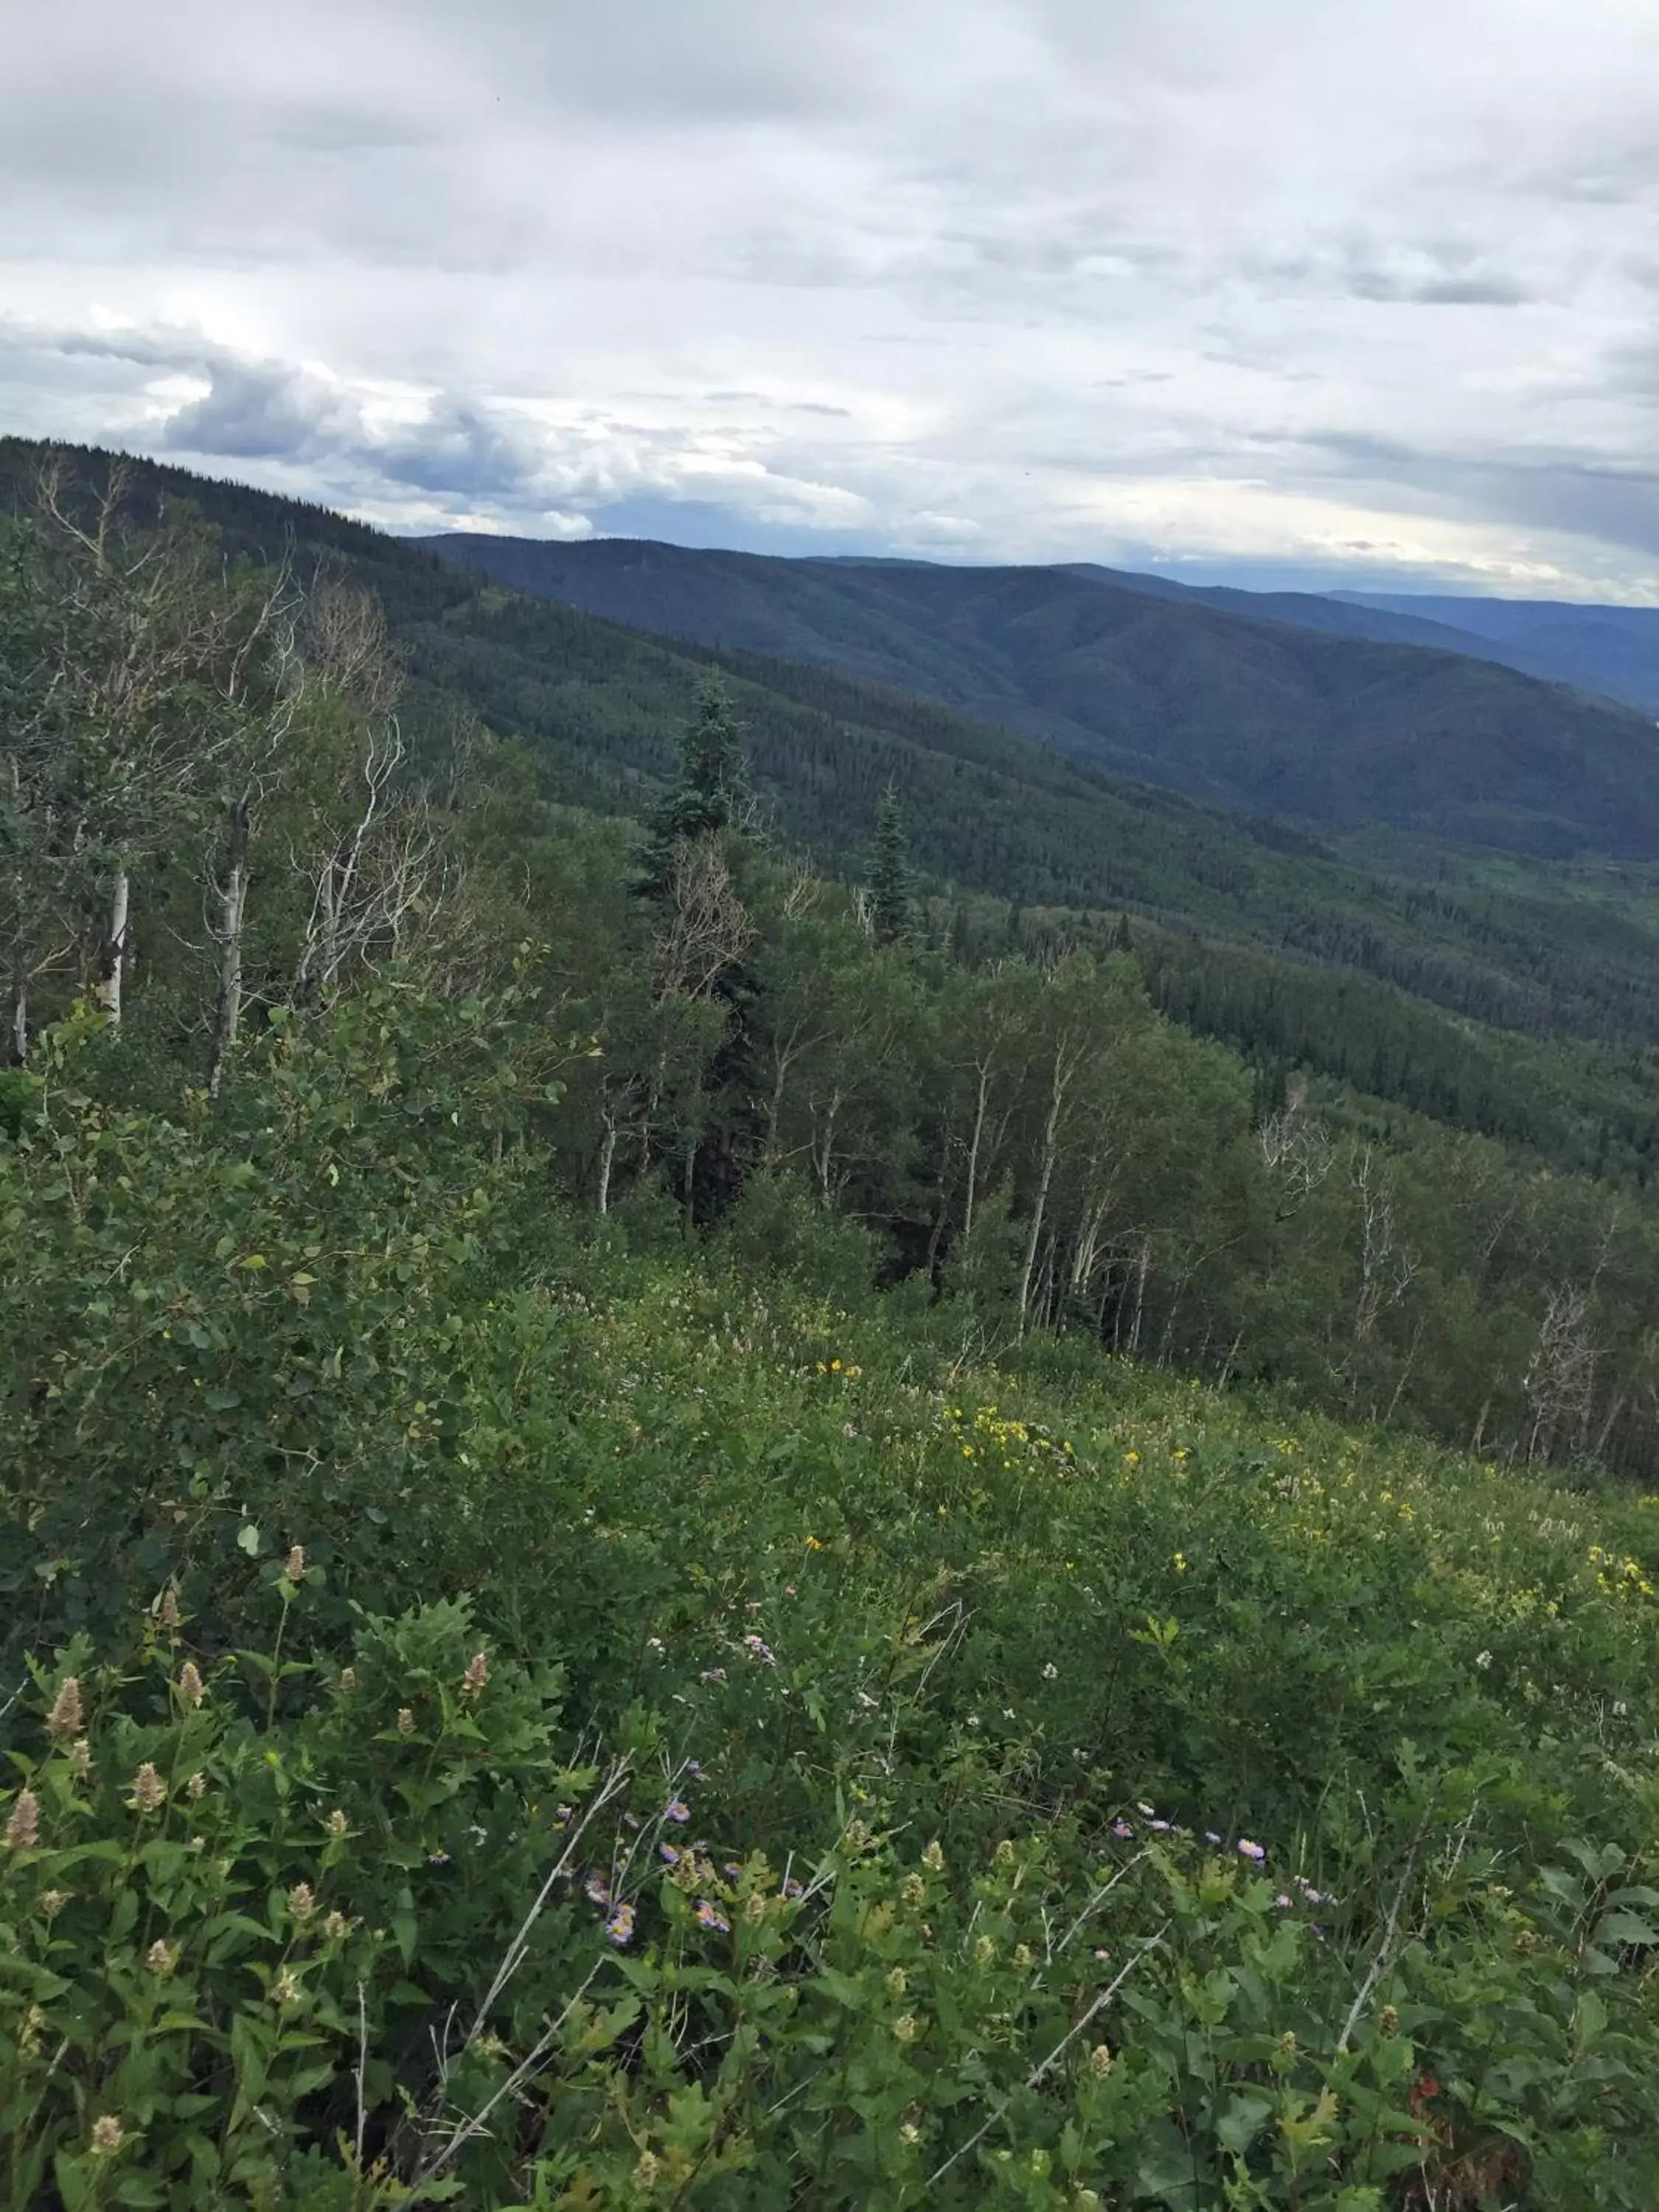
(414, 533, 1659, 857)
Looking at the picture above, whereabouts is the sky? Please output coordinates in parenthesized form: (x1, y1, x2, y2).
(3, 0, 1658, 600)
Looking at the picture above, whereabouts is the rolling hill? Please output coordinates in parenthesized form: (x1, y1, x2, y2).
(414, 532, 1659, 856)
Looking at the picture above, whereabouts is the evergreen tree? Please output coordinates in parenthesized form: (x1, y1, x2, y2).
(868, 784, 914, 943)
(640, 676, 749, 897)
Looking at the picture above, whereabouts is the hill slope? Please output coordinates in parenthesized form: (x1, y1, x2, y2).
(1333, 588, 1659, 714)
(415, 532, 1659, 856)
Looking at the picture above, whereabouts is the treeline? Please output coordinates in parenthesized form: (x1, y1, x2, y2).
(7, 473, 1659, 1478)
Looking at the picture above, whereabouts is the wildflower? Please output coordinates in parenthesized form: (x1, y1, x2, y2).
(1012, 1944, 1033, 1970)
(1474, 1650, 1492, 1671)
(338, 1667, 357, 1694)
(994, 1839, 1015, 1868)
(1380, 2005, 1400, 2037)
(47, 1676, 83, 1737)
(886, 1966, 907, 1997)
(327, 1808, 349, 1838)
(1088, 2042, 1114, 2079)
(324, 1911, 355, 1940)
(900, 2121, 922, 2147)
(273, 1968, 302, 2006)
(1111, 1819, 1133, 1840)
(284, 1545, 306, 1583)
(606, 1902, 636, 1946)
(178, 1660, 205, 1708)
(128, 1764, 167, 1815)
(744, 1891, 768, 1925)
(902, 1873, 927, 1907)
(742, 1634, 776, 1666)
(1136, 1801, 1155, 1817)
(723, 1860, 742, 1879)
(1205, 1831, 1221, 1846)
(664, 1798, 691, 1824)
(633, 2149, 660, 2188)
(1276, 2031, 1297, 2059)
(684, 1760, 705, 1779)
(146, 1939, 175, 1976)
(1041, 1661, 1058, 1681)
(1172, 1553, 1188, 1574)
(782, 1875, 804, 1900)
(1237, 1839, 1266, 1863)
(893, 2012, 919, 2043)
(5, 1788, 41, 1851)
(1092, 1947, 1110, 1962)
(39, 1887, 69, 1919)
(659, 1842, 681, 1866)
(975, 1934, 996, 1964)
(69, 1738, 92, 1777)
(461, 1650, 489, 1699)
(288, 1882, 316, 1924)
(552, 1804, 573, 1826)
(922, 1839, 945, 1873)
(1274, 1893, 1293, 1910)
(396, 1708, 416, 1737)
(158, 1586, 181, 1629)
(187, 1772, 207, 1800)
(585, 1871, 612, 1907)
(844, 1818, 872, 1853)
(90, 2115, 125, 2157)
(696, 1898, 731, 1933)
(1150, 1818, 1171, 1833)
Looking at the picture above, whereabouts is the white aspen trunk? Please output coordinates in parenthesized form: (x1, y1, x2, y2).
(95, 869, 130, 1026)
(596, 1116, 619, 1216)
(1017, 1046, 1073, 1332)
(963, 1062, 992, 1242)
(207, 799, 248, 1099)
(8, 974, 25, 1067)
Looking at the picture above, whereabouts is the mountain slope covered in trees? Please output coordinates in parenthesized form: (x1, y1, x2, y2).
(13, 440, 1659, 1193)
(416, 530, 1659, 855)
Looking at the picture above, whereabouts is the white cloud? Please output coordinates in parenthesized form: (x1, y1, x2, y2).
(2, 0, 1658, 597)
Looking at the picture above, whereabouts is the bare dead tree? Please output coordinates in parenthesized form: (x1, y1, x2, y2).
(1523, 1284, 1598, 1465)
(650, 840, 756, 1003)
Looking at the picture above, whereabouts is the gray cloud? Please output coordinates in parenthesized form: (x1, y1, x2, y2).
(1, 0, 1657, 596)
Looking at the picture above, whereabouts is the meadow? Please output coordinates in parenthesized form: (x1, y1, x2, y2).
(4, 1009, 1659, 2207)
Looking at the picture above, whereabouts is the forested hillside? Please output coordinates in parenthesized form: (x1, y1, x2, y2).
(417, 530, 1659, 855)
(6, 453, 1659, 2205)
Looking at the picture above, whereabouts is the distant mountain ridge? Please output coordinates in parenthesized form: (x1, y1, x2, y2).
(414, 532, 1659, 857)
(1329, 590, 1659, 714)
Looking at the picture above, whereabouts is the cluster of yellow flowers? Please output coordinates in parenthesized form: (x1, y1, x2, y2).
(1587, 1545, 1657, 1601)
(814, 1357, 863, 1380)
(942, 1403, 1075, 1471)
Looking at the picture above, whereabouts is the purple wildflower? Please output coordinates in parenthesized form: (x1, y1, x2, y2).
(1112, 1819, 1133, 1840)
(685, 1761, 705, 1780)
(742, 1635, 776, 1666)
(723, 1860, 743, 1880)
(696, 1899, 731, 1933)
(1150, 1819, 1171, 1834)
(584, 1871, 612, 1907)
(659, 1842, 681, 1865)
(1237, 1839, 1266, 1864)
(664, 1799, 692, 1824)
(781, 1876, 804, 1899)
(1205, 1832, 1221, 1845)
(606, 1902, 636, 1946)
(1274, 1893, 1293, 1910)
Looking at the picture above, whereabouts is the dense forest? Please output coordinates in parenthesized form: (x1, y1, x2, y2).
(5, 454, 1659, 2205)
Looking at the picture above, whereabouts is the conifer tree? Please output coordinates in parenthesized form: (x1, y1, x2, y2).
(867, 783, 914, 943)
(641, 675, 749, 897)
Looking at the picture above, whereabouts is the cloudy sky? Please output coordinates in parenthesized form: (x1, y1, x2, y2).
(4, 0, 1657, 597)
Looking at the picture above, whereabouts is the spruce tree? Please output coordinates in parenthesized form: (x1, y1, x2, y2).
(868, 784, 914, 943)
(640, 675, 749, 896)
